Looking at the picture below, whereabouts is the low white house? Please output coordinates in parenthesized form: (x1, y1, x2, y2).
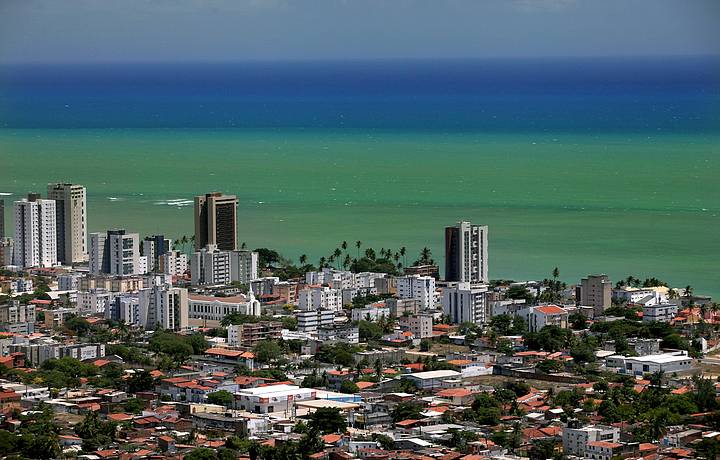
(517, 304, 569, 332)
(234, 384, 314, 414)
(400, 370, 462, 390)
(642, 303, 678, 323)
(605, 351, 693, 376)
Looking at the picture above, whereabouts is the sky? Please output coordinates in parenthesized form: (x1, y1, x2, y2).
(0, 0, 719, 63)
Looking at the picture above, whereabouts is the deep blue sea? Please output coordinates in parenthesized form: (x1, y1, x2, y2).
(0, 56, 718, 131)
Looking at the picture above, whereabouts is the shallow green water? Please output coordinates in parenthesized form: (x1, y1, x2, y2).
(1, 129, 718, 296)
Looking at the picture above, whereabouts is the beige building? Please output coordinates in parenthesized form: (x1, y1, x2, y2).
(194, 192, 238, 251)
(399, 313, 433, 339)
(577, 274, 612, 315)
(47, 183, 88, 264)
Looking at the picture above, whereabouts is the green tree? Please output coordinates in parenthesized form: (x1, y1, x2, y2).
(207, 390, 234, 407)
(392, 401, 424, 423)
(124, 398, 146, 414)
(253, 340, 282, 364)
(64, 315, 91, 336)
(506, 285, 534, 303)
(308, 407, 347, 434)
(358, 320, 383, 341)
(372, 433, 395, 450)
(127, 370, 155, 393)
(569, 312, 588, 330)
(339, 380, 359, 394)
(529, 438, 557, 460)
(75, 411, 117, 452)
(0, 430, 17, 455)
(187, 333, 209, 354)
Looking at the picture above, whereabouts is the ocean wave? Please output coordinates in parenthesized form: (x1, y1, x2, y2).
(155, 199, 194, 207)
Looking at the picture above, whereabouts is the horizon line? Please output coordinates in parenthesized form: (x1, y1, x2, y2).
(2, 53, 720, 66)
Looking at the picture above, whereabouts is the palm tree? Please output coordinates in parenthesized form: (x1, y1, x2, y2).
(552, 267, 559, 280)
(319, 256, 326, 268)
(668, 288, 678, 299)
(420, 247, 432, 264)
(333, 248, 342, 268)
(649, 370, 665, 390)
(400, 246, 406, 267)
(355, 240, 362, 259)
(181, 235, 188, 253)
(343, 254, 351, 270)
(241, 241, 247, 250)
(365, 248, 376, 260)
(299, 254, 307, 266)
(684, 285, 693, 298)
(328, 254, 336, 268)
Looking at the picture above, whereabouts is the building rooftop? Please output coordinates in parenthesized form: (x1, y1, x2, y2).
(403, 370, 461, 380)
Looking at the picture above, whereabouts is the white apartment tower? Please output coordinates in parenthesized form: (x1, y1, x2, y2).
(89, 230, 141, 275)
(396, 275, 436, 310)
(159, 250, 188, 276)
(47, 183, 87, 264)
(191, 245, 231, 285)
(13, 194, 57, 268)
(445, 221, 488, 284)
(138, 282, 189, 331)
(230, 250, 259, 283)
(191, 245, 258, 286)
(442, 282, 489, 325)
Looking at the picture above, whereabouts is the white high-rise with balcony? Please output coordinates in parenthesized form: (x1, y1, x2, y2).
(397, 275, 436, 310)
(13, 196, 57, 268)
(445, 221, 488, 284)
(47, 183, 87, 264)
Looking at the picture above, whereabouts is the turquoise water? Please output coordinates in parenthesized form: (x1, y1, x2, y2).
(1, 129, 718, 296)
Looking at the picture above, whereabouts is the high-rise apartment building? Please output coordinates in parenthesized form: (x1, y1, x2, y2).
(89, 230, 141, 276)
(13, 194, 57, 268)
(158, 250, 188, 276)
(576, 274, 612, 316)
(138, 282, 189, 331)
(191, 245, 230, 286)
(442, 282, 489, 325)
(141, 234, 171, 271)
(190, 245, 258, 286)
(47, 183, 87, 264)
(396, 274, 436, 310)
(445, 221, 488, 284)
(194, 192, 238, 251)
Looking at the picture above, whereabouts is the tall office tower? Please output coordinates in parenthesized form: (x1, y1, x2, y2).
(47, 183, 88, 264)
(13, 194, 57, 268)
(194, 192, 238, 251)
(0, 199, 4, 238)
(142, 235, 171, 271)
(444, 221, 488, 284)
(576, 274, 612, 316)
(89, 229, 140, 275)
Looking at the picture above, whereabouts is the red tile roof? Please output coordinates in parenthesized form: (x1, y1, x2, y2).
(535, 305, 566, 315)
